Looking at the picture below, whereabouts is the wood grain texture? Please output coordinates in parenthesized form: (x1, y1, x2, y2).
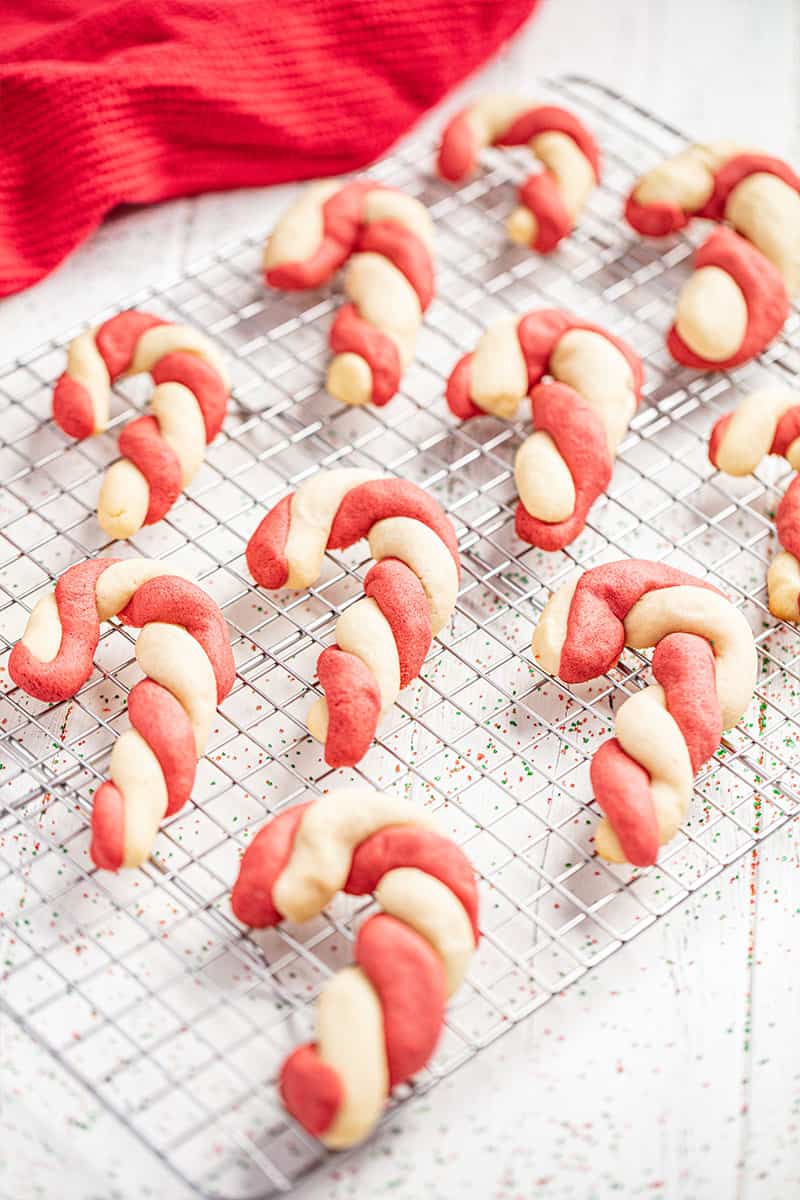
(1, 1, 799, 1197)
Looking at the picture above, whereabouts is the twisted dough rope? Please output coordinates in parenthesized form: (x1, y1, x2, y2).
(52, 310, 229, 540)
(437, 94, 600, 252)
(246, 471, 460, 767)
(231, 788, 479, 1148)
(9, 558, 235, 870)
(533, 559, 757, 866)
(709, 386, 800, 620)
(263, 180, 435, 408)
(626, 144, 800, 368)
(446, 308, 643, 550)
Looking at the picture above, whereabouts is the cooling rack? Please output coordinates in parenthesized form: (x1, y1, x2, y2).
(2, 75, 800, 1199)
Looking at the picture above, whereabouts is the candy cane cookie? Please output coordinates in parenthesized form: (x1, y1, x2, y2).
(446, 308, 643, 550)
(709, 386, 800, 620)
(53, 311, 229, 540)
(437, 95, 600, 253)
(9, 559, 235, 869)
(232, 788, 478, 1148)
(626, 145, 800, 368)
(246, 472, 460, 766)
(533, 559, 757, 866)
(263, 180, 434, 408)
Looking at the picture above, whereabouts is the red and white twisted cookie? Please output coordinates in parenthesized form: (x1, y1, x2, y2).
(231, 788, 479, 1148)
(246, 471, 460, 766)
(53, 311, 229, 540)
(709, 386, 800, 620)
(446, 309, 643, 550)
(9, 559, 235, 869)
(263, 180, 434, 408)
(437, 95, 600, 252)
(626, 144, 800, 369)
(533, 559, 757, 866)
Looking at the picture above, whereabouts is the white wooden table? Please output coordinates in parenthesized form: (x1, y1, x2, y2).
(2, 2, 799, 1197)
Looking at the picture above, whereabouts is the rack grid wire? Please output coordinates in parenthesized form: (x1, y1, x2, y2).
(1, 76, 799, 1200)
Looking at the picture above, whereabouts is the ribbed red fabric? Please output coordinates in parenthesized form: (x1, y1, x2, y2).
(0, 0, 538, 296)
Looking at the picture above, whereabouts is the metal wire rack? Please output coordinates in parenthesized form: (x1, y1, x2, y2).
(2, 75, 799, 1199)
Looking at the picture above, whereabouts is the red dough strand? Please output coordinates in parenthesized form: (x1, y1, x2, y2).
(316, 647, 382, 769)
(90, 785, 126, 872)
(776, 475, 800, 562)
(327, 479, 461, 566)
(437, 109, 480, 180)
(352, 913, 447, 1086)
(707, 413, 733, 469)
(775, 477, 800, 630)
(625, 194, 690, 238)
(445, 353, 478, 420)
(265, 181, 372, 291)
(118, 415, 183, 525)
(128, 679, 198, 815)
(364, 561, 432, 687)
(345, 825, 480, 940)
(329, 305, 402, 407)
(651, 634, 722, 773)
(516, 310, 645, 394)
(517, 173, 572, 253)
(771, 409, 800, 460)
(52, 375, 95, 440)
(118, 576, 235, 701)
(95, 311, 166, 376)
(245, 493, 292, 590)
(558, 560, 715, 683)
(514, 381, 612, 549)
(589, 741, 659, 867)
(8, 558, 115, 703)
(152, 352, 228, 442)
(667, 228, 789, 370)
(702, 154, 800, 222)
(231, 804, 310, 928)
(500, 105, 601, 177)
(280, 1047, 343, 1138)
(357, 220, 435, 311)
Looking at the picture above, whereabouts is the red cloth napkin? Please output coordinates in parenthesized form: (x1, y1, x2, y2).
(0, 0, 538, 296)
